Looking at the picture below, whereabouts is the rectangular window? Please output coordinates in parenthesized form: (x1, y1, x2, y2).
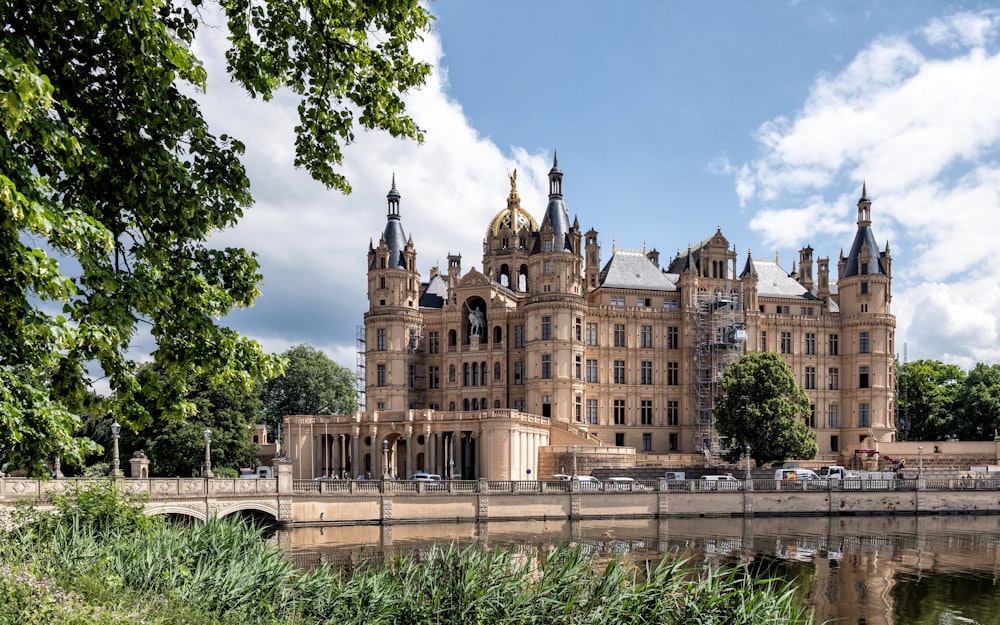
(377, 328, 386, 351)
(575, 396, 582, 422)
(667, 326, 679, 350)
(667, 401, 679, 426)
(586, 359, 598, 383)
(543, 260, 552, 274)
(807, 404, 816, 428)
(805, 333, 816, 355)
(663, 298, 678, 309)
(615, 433, 625, 447)
(613, 360, 626, 384)
(377, 364, 386, 387)
(514, 361, 525, 385)
(641, 400, 653, 425)
(805, 366, 816, 390)
(760, 330, 767, 351)
(827, 404, 840, 428)
(541, 316, 552, 340)
(641, 361, 653, 385)
(575, 355, 582, 380)
(642, 433, 652, 451)
(575, 318, 582, 341)
(514, 325, 526, 348)
(667, 362, 679, 386)
(514, 399, 526, 412)
(829, 333, 839, 355)
(641, 324, 653, 348)
(858, 403, 870, 427)
(859, 331, 870, 354)
(780, 332, 792, 354)
(542, 355, 552, 379)
(830, 435, 839, 452)
(428, 366, 440, 389)
(828, 367, 839, 390)
(613, 399, 626, 425)
(859, 366, 869, 389)
(669, 433, 679, 451)
(860, 281, 868, 294)
(586, 399, 598, 424)
(586, 322, 598, 346)
(428, 331, 440, 354)
(408, 365, 415, 388)
(614, 323, 626, 347)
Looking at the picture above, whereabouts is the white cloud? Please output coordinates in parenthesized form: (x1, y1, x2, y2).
(733, 9, 1000, 366)
(189, 10, 548, 369)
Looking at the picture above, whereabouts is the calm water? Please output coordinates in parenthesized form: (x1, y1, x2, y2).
(278, 515, 1000, 625)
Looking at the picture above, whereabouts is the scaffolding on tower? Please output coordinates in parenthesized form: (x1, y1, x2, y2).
(356, 325, 366, 412)
(692, 281, 747, 464)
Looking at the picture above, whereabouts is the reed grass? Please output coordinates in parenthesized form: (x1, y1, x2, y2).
(0, 482, 813, 624)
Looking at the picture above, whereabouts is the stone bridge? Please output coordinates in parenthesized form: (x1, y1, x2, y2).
(5, 461, 1000, 526)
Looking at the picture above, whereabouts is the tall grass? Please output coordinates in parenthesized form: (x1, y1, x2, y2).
(0, 482, 813, 624)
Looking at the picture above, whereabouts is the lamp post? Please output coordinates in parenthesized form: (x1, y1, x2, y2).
(382, 439, 390, 479)
(111, 421, 122, 477)
(572, 444, 578, 477)
(917, 445, 923, 479)
(202, 428, 213, 478)
(745, 444, 752, 480)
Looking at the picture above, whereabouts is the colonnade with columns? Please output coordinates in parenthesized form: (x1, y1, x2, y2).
(285, 417, 551, 481)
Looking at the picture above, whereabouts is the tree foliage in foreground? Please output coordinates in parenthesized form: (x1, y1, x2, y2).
(260, 344, 358, 433)
(0, 0, 431, 474)
(715, 352, 818, 466)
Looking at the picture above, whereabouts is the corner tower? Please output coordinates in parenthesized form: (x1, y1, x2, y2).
(365, 177, 424, 412)
(835, 182, 895, 443)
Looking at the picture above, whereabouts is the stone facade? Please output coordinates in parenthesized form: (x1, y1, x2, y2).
(284, 160, 895, 481)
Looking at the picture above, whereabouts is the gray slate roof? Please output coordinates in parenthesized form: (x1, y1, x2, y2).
(419, 274, 448, 308)
(599, 249, 678, 291)
(751, 259, 821, 300)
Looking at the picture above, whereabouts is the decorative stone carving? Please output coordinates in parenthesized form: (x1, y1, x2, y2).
(382, 497, 393, 521)
(478, 496, 489, 519)
(278, 499, 293, 521)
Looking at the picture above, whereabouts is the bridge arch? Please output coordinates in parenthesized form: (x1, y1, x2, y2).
(217, 501, 279, 522)
(146, 503, 207, 523)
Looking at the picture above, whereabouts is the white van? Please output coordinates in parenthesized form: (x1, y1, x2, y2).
(774, 468, 821, 481)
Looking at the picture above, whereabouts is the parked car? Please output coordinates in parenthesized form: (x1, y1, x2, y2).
(577, 475, 602, 490)
(701, 474, 742, 490)
(663, 471, 686, 481)
(411, 472, 442, 481)
(605, 476, 647, 491)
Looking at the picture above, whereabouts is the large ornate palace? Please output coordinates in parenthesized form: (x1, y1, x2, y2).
(283, 156, 896, 480)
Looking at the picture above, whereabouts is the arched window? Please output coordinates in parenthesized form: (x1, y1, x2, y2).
(448, 329, 457, 347)
(472, 398, 479, 410)
(481, 397, 487, 410)
(463, 399, 470, 411)
(449, 401, 456, 411)
(494, 399, 501, 409)
(494, 362, 501, 381)
(494, 326, 503, 344)
(481, 362, 487, 386)
(449, 365, 456, 383)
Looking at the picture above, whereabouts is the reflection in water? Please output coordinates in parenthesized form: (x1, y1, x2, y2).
(279, 516, 1000, 624)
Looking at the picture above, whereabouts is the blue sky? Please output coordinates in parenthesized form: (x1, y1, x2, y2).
(187, 1, 1000, 372)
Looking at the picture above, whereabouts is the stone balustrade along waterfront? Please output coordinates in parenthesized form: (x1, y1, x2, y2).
(4, 462, 1000, 526)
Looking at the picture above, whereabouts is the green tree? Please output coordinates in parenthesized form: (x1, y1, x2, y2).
(260, 344, 357, 433)
(714, 352, 818, 466)
(954, 363, 1000, 441)
(1, 1, 431, 474)
(896, 359, 964, 441)
(130, 363, 261, 476)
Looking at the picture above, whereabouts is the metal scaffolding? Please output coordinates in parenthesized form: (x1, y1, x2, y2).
(692, 282, 747, 462)
(356, 325, 366, 412)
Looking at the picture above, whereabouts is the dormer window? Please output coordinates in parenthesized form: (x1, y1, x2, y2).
(544, 239, 552, 253)
(860, 262, 868, 275)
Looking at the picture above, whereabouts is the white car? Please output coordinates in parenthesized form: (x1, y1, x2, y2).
(701, 474, 742, 490)
(411, 472, 442, 481)
(604, 476, 646, 491)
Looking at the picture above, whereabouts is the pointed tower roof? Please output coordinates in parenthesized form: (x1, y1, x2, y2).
(741, 248, 758, 278)
(538, 151, 572, 252)
(842, 181, 885, 277)
(381, 175, 408, 269)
